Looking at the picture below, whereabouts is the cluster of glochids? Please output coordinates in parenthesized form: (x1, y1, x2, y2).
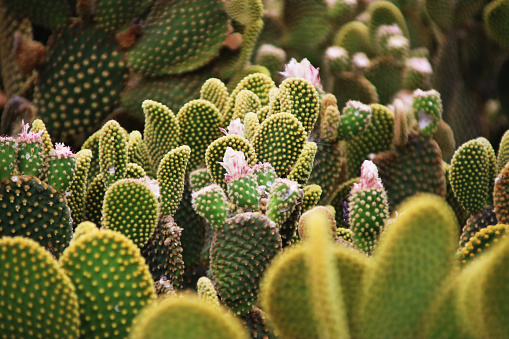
(3, 57, 509, 338)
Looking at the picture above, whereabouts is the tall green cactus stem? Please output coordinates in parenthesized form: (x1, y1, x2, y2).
(413, 89, 442, 137)
(0, 237, 80, 339)
(348, 160, 389, 253)
(460, 224, 509, 265)
(460, 206, 498, 248)
(190, 168, 213, 192)
(158, 146, 191, 216)
(0, 175, 72, 257)
(200, 78, 229, 114)
(267, 178, 303, 226)
(103, 179, 159, 247)
(99, 120, 128, 188)
(129, 131, 156, 178)
(302, 184, 322, 213)
(223, 73, 275, 126)
(345, 103, 392, 176)
(197, 276, 221, 309)
(205, 135, 257, 191)
(497, 129, 509, 174)
(16, 122, 44, 178)
(337, 100, 372, 140)
(287, 142, 317, 185)
(60, 229, 156, 339)
(82, 130, 101, 185)
(127, 0, 228, 76)
(484, 0, 509, 49)
(84, 173, 106, 225)
(142, 100, 181, 171)
(372, 131, 446, 209)
(253, 113, 307, 177)
(243, 112, 260, 141)
(360, 194, 458, 339)
(261, 208, 349, 339)
(279, 78, 320, 136)
(177, 99, 222, 171)
(47, 143, 76, 193)
(68, 149, 92, 226)
(141, 215, 184, 288)
(233, 90, 262, 122)
(457, 235, 509, 339)
(30, 119, 53, 158)
(130, 295, 248, 339)
(450, 138, 493, 214)
(211, 212, 281, 316)
(0, 137, 16, 181)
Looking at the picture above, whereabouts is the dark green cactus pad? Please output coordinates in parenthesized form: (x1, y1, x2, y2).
(211, 212, 282, 316)
(227, 175, 260, 210)
(0, 237, 80, 339)
(158, 145, 191, 216)
(92, 0, 155, 32)
(367, 0, 409, 46)
(205, 135, 257, 191)
(337, 100, 373, 141)
(332, 73, 379, 111)
(2, 0, 71, 29)
(484, 0, 509, 49)
(372, 132, 446, 209)
(177, 99, 223, 171)
(0, 137, 17, 181)
(141, 215, 184, 288)
(81, 130, 101, 185)
(279, 78, 320, 136)
(460, 224, 509, 265)
(127, 0, 228, 76)
(329, 177, 359, 228)
(142, 100, 181, 171)
(46, 149, 76, 193)
(84, 173, 106, 225)
(32, 23, 128, 146)
(68, 149, 92, 226)
(365, 57, 403, 105)
(0, 175, 72, 258)
(60, 229, 156, 339)
(17, 140, 44, 178)
(129, 131, 156, 178)
(242, 307, 278, 339)
(253, 113, 307, 177)
(334, 21, 374, 57)
(459, 206, 498, 248)
(282, 0, 329, 50)
(103, 178, 159, 247)
(345, 103, 394, 179)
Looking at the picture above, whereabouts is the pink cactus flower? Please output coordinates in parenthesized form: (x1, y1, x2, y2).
(218, 147, 250, 182)
(220, 118, 244, 137)
(352, 160, 384, 193)
(52, 143, 73, 158)
(279, 58, 323, 91)
(18, 120, 43, 143)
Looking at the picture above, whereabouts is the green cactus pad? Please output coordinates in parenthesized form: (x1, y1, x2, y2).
(91, 0, 155, 32)
(279, 78, 320, 136)
(332, 72, 379, 110)
(205, 135, 257, 191)
(200, 78, 229, 113)
(367, 1, 409, 46)
(302, 184, 322, 213)
(242, 307, 277, 339)
(32, 23, 128, 146)
(2, 0, 71, 29)
(334, 21, 374, 56)
(360, 194, 458, 339)
(337, 100, 373, 140)
(287, 141, 317, 186)
(0, 137, 17, 181)
(484, 0, 509, 49)
(17, 139, 44, 178)
(197, 276, 220, 309)
(70, 221, 99, 246)
(129, 131, 156, 178)
(130, 295, 248, 339)
(412, 89, 443, 137)
(127, 0, 228, 76)
(227, 174, 260, 210)
(189, 168, 213, 192)
(250, 162, 277, 193)
(252, 113, 307, 177)
(232, 90, 262, 122)
(141, 215, 184, 288)
(226, 65, 272, 93)
(103, 178, 159, 247)
(460, 206, 498, 248)
(267, 178, 303, 226)
(495, 158, 509, 222)
(177, 99, 222, 171)
(211, 212, 282, 316)
(158, 145, 191, 216)
(60, 229, 156, 339)
(99, 120, 128, 188)
(497, 129, 509, 175)
(460, 224, 509, 265)
(82, 130, 101, 185)
(142, 99, 181, 171)
(0, 175, 72, 257)
(46, 146, 76, 193)
(450, 138, 493, 214)
(0, 237, 80, 339)
(30, 119, 53, 157)
(244, 112, 260, 141)
(68, 149, 92, 225)
(126, 163, 147, 179)
(84, 173, 106, 225)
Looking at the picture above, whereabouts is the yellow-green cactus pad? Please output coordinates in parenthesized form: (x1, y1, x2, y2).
(99, 120, 128, 187)
(129, 131, 156, 178)
(460, 224, 509, 265)
(158, 145, 191, 216)
(233, 89, 262, 122)
(459, 206, 498, 248)
(0, 237, 80, 339)
(189, 168, 213, 192)
(68, 149, 92, 225)
(200, 78, 229, 113)
(84, 173, 106, 225)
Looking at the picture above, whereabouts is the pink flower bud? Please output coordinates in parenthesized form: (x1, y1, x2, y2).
(218, 147, 251, 182)
(279, 58, 323, 91)
(352, 160, 384, 193)
(52, 143, 73, 158)
(18, 120, 43, 143)
(220, 118, 244, 137)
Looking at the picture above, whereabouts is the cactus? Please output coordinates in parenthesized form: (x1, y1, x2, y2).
(495, 161, 509, 223)
(484, 0, 509, 49)
(128, 131, 156, 178)
(302, 184, 322, 213)
(46, 143, 76, 193)
(68, 149, 92, 225)
(60, 228, 156, 339)
(99, 120, 128, 187)
(192, 184, 229, 230)
(287, 141, 317, 185)
(337, 100, 372, 140)
(232, 90, 262, 122)
(243, 112, 260, 141)
(412, 89, 442, 137)
(459, 206, 498, 248)
(460, 224, 509, 265)
(200, 78, 229, 114)
(197, 276, 220, 309)
(210, 212, 282, 316)
(0, 136, 17, 181)
(279, 77, 320, 135)
(126, 162, 147, 178)
(267, 178, 303, 226)
(189, 168, 213, 192)
(158, 146, 191, 216)
(70, 221, 99, 245)
(16, 121, 44, 178)
(0, 237, 80, 339)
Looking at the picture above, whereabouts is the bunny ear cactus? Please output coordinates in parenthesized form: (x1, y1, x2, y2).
(158, 146, 191, 216)
(126, 162, 147, 178)
(129, 131, 156, 178)
(302, 184, 322, 213)
(192, 185, 228, 230)
(99, 120, 128, 187)
(200, 78, 229, 113)
(189, 168, 213, 192)
(0, 237, 80, 339)
(84, 173, 107, 225)
(412, 89, 442, 137)
(197, 276, 221, 309)
(59, 228, 156, 339)
(0, 136, 16, 181)
(16, 121, 45, 178)
(460, 224, 509, 265)
(459, 206, 498, 248)
(82, 130, 101, 184)
(243, 112, 260, 141)
(46, 143, 76, 193)
(130, 294, 248, 339)
(360, 194, 458, 339)
(267, 178, 303, 227)
(287, 141, 318, 185)
(233, 90, 262, 122)
(68, 149, 92, 225)
(210, 212, 282, 316)
(484, 0, 509, 49)
(337, 100, 372, 140)
(2, 0, 71, 29)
